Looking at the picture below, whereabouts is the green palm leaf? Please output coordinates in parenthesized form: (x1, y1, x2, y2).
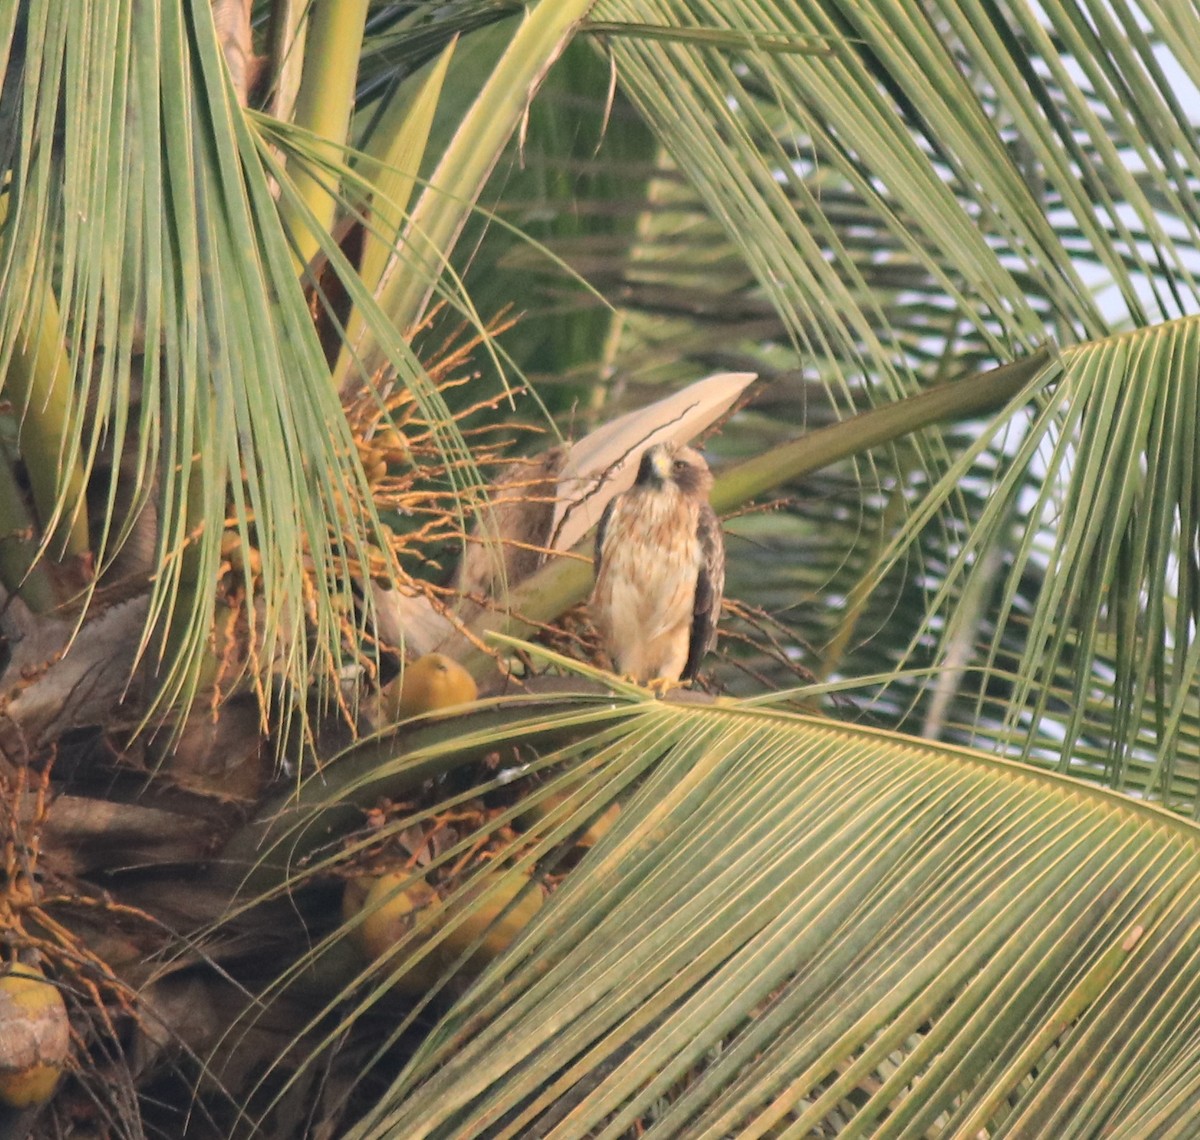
(7, 2, 1200, 1135)
(0, 0, 398, 713)
(595, 0, 1200, 364)
(549, 1, 1200, 807)
(880, 320, 1200, 791)
(333, 696, 1200, 1139)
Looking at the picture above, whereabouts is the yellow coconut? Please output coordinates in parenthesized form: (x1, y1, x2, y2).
(519, 791, 621, 850)
(381, 653, 478, 722)
(364, 456, 389, 486)
(0, 963, 70, 1108)
(373, 426, 410, 464)
(340, 874, 374, 929)
(441, 872, 544, 967)
(219, 531, 262, 577)
(346, 872, 441, 993)
(575, 801, 620, 848)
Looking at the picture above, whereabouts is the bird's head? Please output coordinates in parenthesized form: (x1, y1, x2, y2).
(635, 443, 714, 496)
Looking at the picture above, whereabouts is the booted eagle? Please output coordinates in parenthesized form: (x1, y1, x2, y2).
(591, 444, 725, 684)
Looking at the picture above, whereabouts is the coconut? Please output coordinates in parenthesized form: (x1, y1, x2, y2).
(0, 963, 70, 1108)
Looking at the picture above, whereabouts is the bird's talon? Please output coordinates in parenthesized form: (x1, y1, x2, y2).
(646, 677, 676, 698)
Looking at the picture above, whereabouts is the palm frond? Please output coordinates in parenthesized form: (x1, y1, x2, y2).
(0, 1, 395, 718)
(595, 0, 1200, 376)
(875, 318, 1200, 800)
(333, 695, 1200, 1139)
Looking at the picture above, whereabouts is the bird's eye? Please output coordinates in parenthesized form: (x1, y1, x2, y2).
(672, 459, 688, 472)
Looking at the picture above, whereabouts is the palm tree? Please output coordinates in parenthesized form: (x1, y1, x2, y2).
(2, 1, 1200, 1136)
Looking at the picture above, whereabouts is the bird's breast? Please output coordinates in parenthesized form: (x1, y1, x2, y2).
(594, 489, 701, 634)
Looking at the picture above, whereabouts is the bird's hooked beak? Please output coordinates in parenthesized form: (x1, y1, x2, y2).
(636, 444, 673, 487)
(650, 446, 674, 482)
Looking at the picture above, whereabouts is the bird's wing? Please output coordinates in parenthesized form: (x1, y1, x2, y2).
(683, 504, 726, 681)
(594, 495, 618, 575)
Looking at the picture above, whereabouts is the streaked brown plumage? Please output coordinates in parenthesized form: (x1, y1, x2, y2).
(590, 443, 725, 684)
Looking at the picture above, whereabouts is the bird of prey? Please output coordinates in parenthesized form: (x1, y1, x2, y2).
(591, 443, 725, 685)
